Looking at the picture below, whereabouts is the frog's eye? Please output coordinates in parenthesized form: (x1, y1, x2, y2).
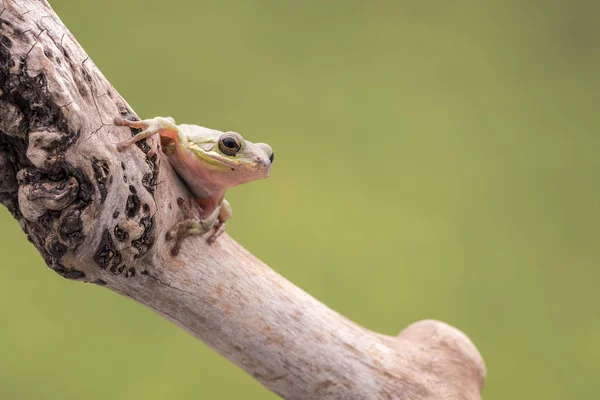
(218, 134, 241, 156)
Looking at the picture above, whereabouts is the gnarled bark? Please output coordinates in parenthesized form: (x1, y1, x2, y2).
(0, 1, 486, 399)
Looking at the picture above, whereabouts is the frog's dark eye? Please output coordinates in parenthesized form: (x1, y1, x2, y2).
(218, 134, 241, 156)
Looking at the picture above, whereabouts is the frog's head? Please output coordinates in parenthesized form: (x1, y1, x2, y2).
(189, 131, 274, 188)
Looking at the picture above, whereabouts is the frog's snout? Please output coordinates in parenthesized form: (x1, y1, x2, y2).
(256, 157, 272, 172)
(255, 143, 274, 168)
(259, 153, 273, 167)
(256, 152, 272, 178)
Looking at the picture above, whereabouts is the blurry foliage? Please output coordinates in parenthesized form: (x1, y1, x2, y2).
(1, 0, 599, 399)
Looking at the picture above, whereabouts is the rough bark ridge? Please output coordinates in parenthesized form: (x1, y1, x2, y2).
(0, 1, 486, 399)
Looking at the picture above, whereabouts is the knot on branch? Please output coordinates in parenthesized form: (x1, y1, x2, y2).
(15, 160, 91, 280)
(17, 129, 78, 221)
(0, 98, 26, 138)
(17, 169, 78, 220)
(26, 129, 66, 168)
(0, 4, 159, 283)
(398, 320, 486, 396)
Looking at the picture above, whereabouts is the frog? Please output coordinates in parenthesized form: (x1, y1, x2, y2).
(114, 116, 274, 255)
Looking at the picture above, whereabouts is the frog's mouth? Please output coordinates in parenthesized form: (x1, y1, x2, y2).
(205, 152, 239, 168)
(187, 143, 268, 171)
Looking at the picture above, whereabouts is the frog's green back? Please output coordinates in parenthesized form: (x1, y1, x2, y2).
(179, 124, 223, 145)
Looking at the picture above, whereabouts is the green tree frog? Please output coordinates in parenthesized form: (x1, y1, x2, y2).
(114, 116, 274, 255)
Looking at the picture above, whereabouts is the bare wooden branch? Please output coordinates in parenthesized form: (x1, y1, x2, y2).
(0, 1, 486, 399)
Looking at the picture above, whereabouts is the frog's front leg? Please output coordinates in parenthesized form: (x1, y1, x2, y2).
(166, 198, 232, 254)
(208, 199, 232, 243)
(166, 217, 217, 256)
(114, 116, 179, 153)
(166, 199, 223, 256)
(166, 209, 219, 256)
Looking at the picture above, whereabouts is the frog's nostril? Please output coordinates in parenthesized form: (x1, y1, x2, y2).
(269, 152, 274, 164)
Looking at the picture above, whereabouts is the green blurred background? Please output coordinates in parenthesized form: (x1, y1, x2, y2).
(1, 0, 599, 398)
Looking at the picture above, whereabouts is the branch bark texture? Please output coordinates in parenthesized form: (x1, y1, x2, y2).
(0, 1, 486, 399)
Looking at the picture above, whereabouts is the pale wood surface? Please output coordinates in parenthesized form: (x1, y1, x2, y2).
(0, 1, 485, 398)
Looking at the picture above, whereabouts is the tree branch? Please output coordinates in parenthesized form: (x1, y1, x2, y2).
(0, 1, 486, 398)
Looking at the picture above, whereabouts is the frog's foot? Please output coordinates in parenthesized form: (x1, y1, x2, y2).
(114, 117, 149, 130)
(114, 116, 178, 152)
(207, 220, 227, 244)
(165, 218, 214, 256)
(146, 136, 160, 158)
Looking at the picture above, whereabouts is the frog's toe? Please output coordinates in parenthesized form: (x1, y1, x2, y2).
(114, 117, 148, 129)
(116, 141, 128, 152)
(147, 136, 160, 157)
(207, 221, 226, 244)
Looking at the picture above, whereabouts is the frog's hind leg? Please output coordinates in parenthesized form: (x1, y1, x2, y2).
(146, 136, 160, 157)
(114, 117, 148, 129)
(114, 117, 156, 151)
(114, 116, 179, 152)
